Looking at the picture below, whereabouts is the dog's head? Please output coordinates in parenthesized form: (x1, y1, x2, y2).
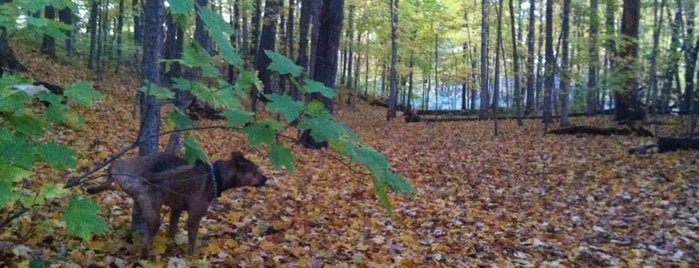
(218, 151, 268, 188)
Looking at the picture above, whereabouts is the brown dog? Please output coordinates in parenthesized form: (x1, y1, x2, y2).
(88, 151, 268, 257)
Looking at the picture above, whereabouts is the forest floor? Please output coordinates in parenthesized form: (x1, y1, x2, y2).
(2, 47, 699, 267)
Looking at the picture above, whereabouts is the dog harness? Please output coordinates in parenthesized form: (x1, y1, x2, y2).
(207, 162, 224, 197)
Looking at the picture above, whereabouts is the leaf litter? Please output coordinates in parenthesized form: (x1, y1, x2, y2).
(2, 47, 698, 267)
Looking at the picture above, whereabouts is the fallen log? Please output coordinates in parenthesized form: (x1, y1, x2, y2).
(548, 126, 653, 137)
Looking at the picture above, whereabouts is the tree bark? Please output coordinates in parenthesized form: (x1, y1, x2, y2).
(479, 0, 489, 119)
(524, 0, 535, 114)
(252, 0, 281, 111)
(586, 0, 599, 115)
(648, 0, 665, 114)
(614, 0, 645, 121)
(88, 0, 100, 69)
(387, 0, 399, 120)
(509, 0, 523, 125)
(681, 0, 698, 114)
(542, 0, 553, 131)
(40, 5, 56, 56)
(133, 0, 142, 44)
(559, 0, 571, 127)
(133, 0, 164, 238)
(493, 0, 503, 135)
(194, 0, 213, 53)
(299, 0, 343, 148)
(249, 0, 262, 63)
(115, 0, 125, 62)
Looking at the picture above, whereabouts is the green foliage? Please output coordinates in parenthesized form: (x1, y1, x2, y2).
(304, 79, 336, 98)
(264, 50, 303, 77)
(184, 135, 208, 163)
(139, 81, 174, 100)
(0, 74, 100, 241)
(269, 142, 295, 173)
(265, 93, 304, 122)
(169, 0, 193, 15)
(64, 82, 103, 106)
(64, 196, 108, 240)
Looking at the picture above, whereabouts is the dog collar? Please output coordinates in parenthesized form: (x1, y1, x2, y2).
(207, 162, 224, 197)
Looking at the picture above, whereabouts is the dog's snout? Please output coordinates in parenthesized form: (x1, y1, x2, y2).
(255, 175, 268, 187)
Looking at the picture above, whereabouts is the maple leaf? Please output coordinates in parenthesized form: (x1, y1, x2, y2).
(64, 196, 108, 241)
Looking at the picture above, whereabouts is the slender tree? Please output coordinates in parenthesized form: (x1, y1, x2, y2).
(194, 0, 213, 53)
(87, 0, 100, 69)
(0, 0, 26, 75)
(542, 0, 553, 131)
(586, 0, 599, 115)
(132, 0, 165, 237)
(681, 0, 698, 114)
(509, 0, 523, 125)
(559, 0, 571, 127)
(253, 0, 281, 111)
(649, 0, 666, 114)
(58, 7, 73, 56)
(40, 5, 56, 56)
(524, 0, 535, 114)
(479, 0, 489, 119)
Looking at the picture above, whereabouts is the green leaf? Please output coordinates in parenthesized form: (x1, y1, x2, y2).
(373, 176, 393, 217)
(64, 195, 109, 241)
(7, 113, 46, 138)
(215, 86, 241, 110)
(269, 142, 294, 173)
(139, 82, 174, 100)
(243, 122, 276, 148)
(171, 77, 194, 91)
(265, 93, 304, 123)
(167, 108, 194, 130)
(63, 82, 102, 106)
(44, 103, 67, 124)
(0, 163, 31, 182)
(39, 183, 67, 200)
(304, 79, 336, 98)
(197, 5, 232, 34)
(220, 109, 253, 127)
(265, 50, 303, 77)
(0, 178, 12, 208)
(37, 91, 64, 106)
(234, 70, 263, 95)
(181, 44, 219, 77)
(0, 136, 36, 169)
(298, 114, 341, 143)
(212, 32, 241, 66)
(37, 142, 77, 169)
(183, 136, 208, 164)
(169, 0, 193, 14)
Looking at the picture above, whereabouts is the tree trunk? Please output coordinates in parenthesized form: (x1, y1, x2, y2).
(387, 0, 399, 120)
(559, 0, 571, 127)
(194, 0, 213, 53)
(480, 0, 489, 119)
(524, 0, 535, 114)
(493, 0, 503, 135)
(586, 0, 599, 115)
(603, 0, 616, 107)
(40, 5, 56, 56)
(648, 0, 666, 114)
(164, 10, 188, 155)
(614, 0, 644, 121)
(133, 0, 142, 44)
(681, 0, 698, 114)
(133, 0, 164, 238)
(509, 0, 523, 125)
(299, 0, 344, 148)
(346, 5, 354, 87)
(0, 22, 26, 75)
(115, 0, 125, 62)
(542, 0, 553, 131)
(253, 0, 281, 112)
(249, 0, 262, 63)
(88, 0, 100, 69)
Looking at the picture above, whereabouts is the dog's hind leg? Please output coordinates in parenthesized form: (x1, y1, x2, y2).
(185, 211, 205, 254)
(167, 209, 183, 242)
(139, 197, 163, 258)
